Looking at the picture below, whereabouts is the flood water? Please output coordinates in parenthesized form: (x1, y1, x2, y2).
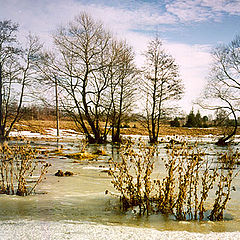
(1, 134, 240, 239)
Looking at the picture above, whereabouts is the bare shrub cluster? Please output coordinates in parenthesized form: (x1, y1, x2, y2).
(109, 140, 155, 214)
(108, 140, 239, 221)
(0, 143, 51, 196)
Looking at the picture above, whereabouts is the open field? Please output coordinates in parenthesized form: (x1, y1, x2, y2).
(11, 119, 236, 137)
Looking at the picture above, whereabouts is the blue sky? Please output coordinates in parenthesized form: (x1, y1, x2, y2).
(1, 0, 240, 114)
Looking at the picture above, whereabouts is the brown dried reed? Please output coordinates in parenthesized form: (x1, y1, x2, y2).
(108, 140, 239, 221)
(0, 143, 51, 196)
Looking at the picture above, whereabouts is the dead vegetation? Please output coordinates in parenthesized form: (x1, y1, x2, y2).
(64, 152, 98, 161)
(0, 143, 51, 196)
(11, 120, 232, 139)
(109, 140, 155, 214)
(13, 120, 79, 133)
(108, 140, 240, 221)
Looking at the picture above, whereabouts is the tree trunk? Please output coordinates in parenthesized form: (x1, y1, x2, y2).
(216, 104, 237, 146)
(0, 63, 5, 141)
(149, 136, 158, 144)
(55, 76, 60, 138)
(112, 117, 121, 143)
(150, 68, 158, 143)
(113, 79, 124, 143)
(216, 123, 237, 146)
(82, 78, 103, 143)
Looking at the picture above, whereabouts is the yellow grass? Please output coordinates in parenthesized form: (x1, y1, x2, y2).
(14, 120, 78, 133)
(64, 152, 97, 160)
(12, 119, 239, 137)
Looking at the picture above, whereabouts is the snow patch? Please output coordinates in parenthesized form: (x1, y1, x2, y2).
(0, 220, 239, 240)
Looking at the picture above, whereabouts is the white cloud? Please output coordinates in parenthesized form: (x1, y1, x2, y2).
(166, 0, 215, 22)
(165, 0, 240, 23)
(165, 42, 212, 112)
(202, 0, 240, 15)
(114, 32, 213, 113)
(0, 0, 176, 36)
(0, 0, 214, 113)
(2, 0, 240, 37)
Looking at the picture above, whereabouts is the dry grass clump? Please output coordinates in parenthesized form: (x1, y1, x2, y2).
(38, 148, 63, 156)
(0, 143, 51, 196)
(64, 152, 97, 160)
(120, 122, 224, 136)
(94, 148, 108, 156)
(108, 140, 239, 221)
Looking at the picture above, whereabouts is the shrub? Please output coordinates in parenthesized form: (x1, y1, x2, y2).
(0, 143, 51, 196)
(108, 140, 155, 214)
(108, 140, 239, 221)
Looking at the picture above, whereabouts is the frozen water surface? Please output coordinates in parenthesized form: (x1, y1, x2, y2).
(1, 132, 240, 239)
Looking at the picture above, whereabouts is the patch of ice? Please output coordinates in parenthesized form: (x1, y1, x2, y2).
(9, 128, 85, 140)
(45, 128, 80, 136)
(9, 131, 48, 138)
(82, 166, 110, 171)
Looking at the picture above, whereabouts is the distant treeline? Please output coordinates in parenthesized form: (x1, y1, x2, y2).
(21, 104, 238, 129)
(170, 109, 240, 128)
(21, 105, 66, 121)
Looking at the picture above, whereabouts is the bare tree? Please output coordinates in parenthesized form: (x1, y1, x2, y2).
(204, 84, 238, 145)
(0, 20, 42, 141)
(42, 13, 111, 143)
(201, 35, 240, 145)
(39, 13, 137, 143)
(142, 37, 183, 143)
(107, 40, 137, 143)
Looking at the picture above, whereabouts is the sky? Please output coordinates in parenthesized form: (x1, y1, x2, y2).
(1, 0, 240, 115)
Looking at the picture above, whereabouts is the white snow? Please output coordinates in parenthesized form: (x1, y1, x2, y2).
(0, 220, 239, 240)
